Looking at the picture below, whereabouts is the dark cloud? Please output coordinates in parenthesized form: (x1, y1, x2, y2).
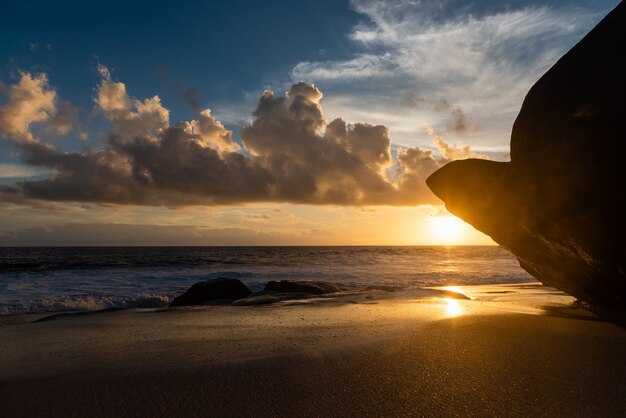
(0, 71, 486, 207)
(400, 92, 450, 111)
(183, 87, 200, 111)
(46, 101, 78, 135)
(156, 64, 203, 111)
(447, 107, 469, 133)
(401, 93, 474, 134)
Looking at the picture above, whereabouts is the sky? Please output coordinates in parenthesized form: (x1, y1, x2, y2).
(0, 0, 619, 246)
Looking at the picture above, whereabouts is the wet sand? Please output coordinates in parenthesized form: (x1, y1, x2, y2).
(1, 283, 625, 417)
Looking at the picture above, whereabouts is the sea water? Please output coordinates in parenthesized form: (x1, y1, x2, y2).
(0, 246, 534, 314)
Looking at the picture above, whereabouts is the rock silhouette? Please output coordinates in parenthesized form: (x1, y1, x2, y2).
(169, 278, 252, 306)
(427, 3, 626, 307)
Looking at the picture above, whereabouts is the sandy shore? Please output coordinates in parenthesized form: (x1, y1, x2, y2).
(1, 283, 625, 417)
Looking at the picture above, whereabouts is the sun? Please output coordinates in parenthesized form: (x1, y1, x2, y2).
(429, 215, 465, 244)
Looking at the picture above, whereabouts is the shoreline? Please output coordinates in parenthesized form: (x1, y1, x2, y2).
(2, 283, 625, 417)
(0, 279, 540, 317)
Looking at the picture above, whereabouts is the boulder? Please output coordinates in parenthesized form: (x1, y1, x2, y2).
(169, 278, 251, 307)
(264, 280, 347, 295)
(427, 3, 626, 307)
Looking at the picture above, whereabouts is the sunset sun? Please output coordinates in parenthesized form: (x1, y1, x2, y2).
(429, 215, 465, 244)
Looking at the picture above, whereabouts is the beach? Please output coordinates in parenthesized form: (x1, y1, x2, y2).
(1, 283, 624, 417)
(1, 1, 624, 417)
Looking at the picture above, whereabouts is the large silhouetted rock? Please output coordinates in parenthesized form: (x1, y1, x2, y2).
(170, 278, 252, 306)
(427, 3, 626, 307)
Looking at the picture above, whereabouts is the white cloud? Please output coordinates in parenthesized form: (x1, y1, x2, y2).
(428, 128, 486, 160)
(291, 1, 600, 152)
(0, 72, 56, 143)
(95, 65, 169, 139)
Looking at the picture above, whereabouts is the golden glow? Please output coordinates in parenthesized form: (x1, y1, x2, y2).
(444, 298, 463, 317)
(445, 286, 462, 294)
(428, 215, 465, 244)
(1, 203, 498, 246)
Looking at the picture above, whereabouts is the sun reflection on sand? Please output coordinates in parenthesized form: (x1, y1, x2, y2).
(444, 298, 463, 317)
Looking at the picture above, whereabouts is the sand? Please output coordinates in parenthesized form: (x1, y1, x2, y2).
(1, 283, 625, 417)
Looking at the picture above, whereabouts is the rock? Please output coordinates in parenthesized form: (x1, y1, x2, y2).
(169, 278, 251, 307)
(264, 280, 347, 295)
(427, 3, 626, 307)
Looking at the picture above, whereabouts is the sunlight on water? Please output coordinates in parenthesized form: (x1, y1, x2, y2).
(0, 247, 532, 315)
(444, 286, 462, 294)
(444, 298, 463, 317)
(436, 260, 461, 274)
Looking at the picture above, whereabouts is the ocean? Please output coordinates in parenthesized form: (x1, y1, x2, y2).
(0, 246, 534, 315)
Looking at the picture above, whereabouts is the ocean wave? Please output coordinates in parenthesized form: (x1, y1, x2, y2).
(0, 293, 173, 315)
(0, 246, 535, 315)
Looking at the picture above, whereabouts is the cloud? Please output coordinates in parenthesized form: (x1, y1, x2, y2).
(95, 65, 169, 139)
(400, 93, 450, 112)
(0, 163, 48, 178)
(447, 108, 470, 133)
(155, 64, 204, 111)
(0, 72, 56, 143)
(291, 1, 601, 149)
(46, 101, 79, 136)
(183, 87, 200, 111)
(192, 109, 240, 153)
(0, 70, 483, 207)
(326, 1, 594, 83)
(427, 128, 486, 160)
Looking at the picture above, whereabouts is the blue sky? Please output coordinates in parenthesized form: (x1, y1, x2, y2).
(2, 0, 615, 138)
(0, 0, 620, 245)
(0, 1, 360, 123)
